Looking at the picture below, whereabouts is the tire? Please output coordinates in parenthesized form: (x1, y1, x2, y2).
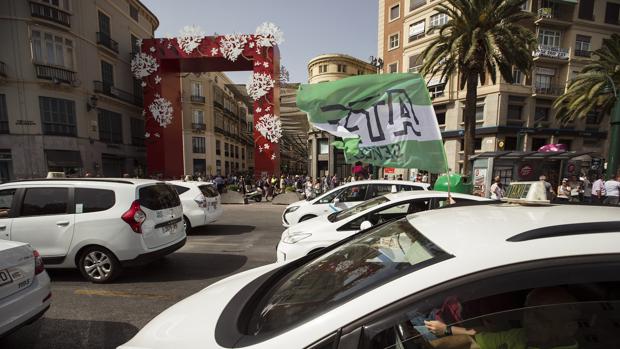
(299, 214, 317, 222)
(78, 246, 121, 283)
(254, 196, 262, 202)
(183, 216, 191, 233)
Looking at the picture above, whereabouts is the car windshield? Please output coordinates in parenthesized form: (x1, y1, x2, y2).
(328, 196, 390, 222)
(246, 218, 451, 335)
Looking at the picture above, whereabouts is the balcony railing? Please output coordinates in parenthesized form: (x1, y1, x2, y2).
(190, 95, 206, 104)
(93, 81, 142, 107)
(192, 123, 206, 131)
(34, 63, 76, 84)
(96, 32, 119, 53)
(30, 1, 71, 27)
(533, 45, 569, 60)
(574, 50, 592, 58)
(537, 7, 572, 22)
(533, 84, 564, 96)
(0, 61, 6, 77)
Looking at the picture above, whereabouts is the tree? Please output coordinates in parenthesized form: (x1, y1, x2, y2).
(420, 0, 536, 176)
(554, 34, 620, 177)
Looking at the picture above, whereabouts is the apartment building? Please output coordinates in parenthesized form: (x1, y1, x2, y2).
(378, 0, 617, 173)
(180, 73, 253, 177)
(0, 0, 158, 181)
(306, 54, 377, 179)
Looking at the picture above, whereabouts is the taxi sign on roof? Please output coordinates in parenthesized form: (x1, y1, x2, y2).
(503, 181, 550, 205)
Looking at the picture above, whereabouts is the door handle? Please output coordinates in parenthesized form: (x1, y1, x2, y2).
(56, 220, 70, 227)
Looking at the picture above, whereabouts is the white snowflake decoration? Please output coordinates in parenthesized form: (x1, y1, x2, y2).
(136, 38, 143, 49)
(258, 145, 263, 153)
(131, 53, 159, 79)
(256, 107, 262, 113)
(149, 46, 156, 53)
(145, 132, 150, 138)
(141, 81, 146, 87)
(265, 106, 271, 112)
(255, 22, 284, 47)
(263, 61, 269, 68)
(154, 75, 161, 84)
(210, 47, 219, 56)
(246, 72, 275, 101)
(263, 143, 270, 150)
(219, 34, 248, 62)
(255, 114, 282, 143)
(148, 97, 174, 128)
(178, 25, 205, 54)
(154, 132, 161, 138)
(249, 42, 255, 48)
(271, 154, 276, 160)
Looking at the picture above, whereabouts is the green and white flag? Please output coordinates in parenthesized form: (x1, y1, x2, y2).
(297, 73, 448, 173)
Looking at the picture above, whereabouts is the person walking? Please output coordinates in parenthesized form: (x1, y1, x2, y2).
(304, 177, 314, 199)
(581, 175, 592, 203)
(556, 178, 571, 203)
(603, 174, 620, 205)
(490, 176, 505, 200)
(539, 175, 555, 201)
(592, 174, 606, 204)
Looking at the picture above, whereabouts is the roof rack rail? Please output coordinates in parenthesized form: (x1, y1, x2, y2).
(6, 178, 136, 185)
(507, 221, 620, 242)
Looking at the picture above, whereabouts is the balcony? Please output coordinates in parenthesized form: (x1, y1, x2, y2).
(533, 45, 569, 61)
(192, 123, 206, 132)
(574, 50, 592, 58)
(30, 1, 71, 27)
(533, 84, 564, 96)
(97, 32, 119, 53)
(34, 63, 76, 84)
(93, 81, 142, 107)
(535, 7, 573, 26)
(190, 95, 206, 104)
(0, 61, 6, 77)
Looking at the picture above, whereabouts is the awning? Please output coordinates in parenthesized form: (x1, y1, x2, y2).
(469, 150, 596, 161)
(45, 150, 82, 167)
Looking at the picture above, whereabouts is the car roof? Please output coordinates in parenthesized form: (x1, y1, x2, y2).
(167, 180, 215, 187)
(342, 180, 429, 187)
(382, 190, 489, 201)
(1, 178, 165, 186)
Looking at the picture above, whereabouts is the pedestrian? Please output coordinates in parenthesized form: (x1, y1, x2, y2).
(603, 174, 620, 205)
(581, 175, 592, 203)
(352, 161, 365, 179)
(490, 176, 505, 200)
(556, 178, 571, 203)
(592, 174, 606, 204)
(304, 177, 314, 199)
(539, 175, 555, 201)
(397, 174, 403, 181)
(568, 175, 581, 203)
(313, 178, 322, 196)
(331, 174, 339, 189)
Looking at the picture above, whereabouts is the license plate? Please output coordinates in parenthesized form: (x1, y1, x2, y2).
(0, 269, 13, 287)
(162, 223, 178, 235)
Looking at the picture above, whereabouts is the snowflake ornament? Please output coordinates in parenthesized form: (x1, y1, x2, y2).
(263, 62, 269, 68)
(141, 81, 147, 87)
(249, 42, 255, 48)
(255, 22, 284, 47)
(178, 25, 205, 54)
(258, 145, 263, 153)
(271, 154, 276, 160)
(247, 72, 275, 101)
(218, 34, 248, 62)
(154, 133, 161, 138)
(263, 143, 270, 150)
(148, 97, 174, 128)
(154, 75, 161, 84)
(265, 106, 271, 112)
(145, 132, 150, 138)
(131, 53, 159, 79)
(149, 46, 156, 53)
(210, 47, 219, 56)
(256, 107, 262, 113)
(135, 38, 143, 49)
(255, 114, 282, 143)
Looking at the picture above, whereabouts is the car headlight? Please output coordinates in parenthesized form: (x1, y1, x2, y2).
(282, 233, 312, 244)
(285, 206, 300, 214)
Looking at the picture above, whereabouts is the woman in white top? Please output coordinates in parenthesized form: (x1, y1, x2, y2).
(556, 178, 571, 202)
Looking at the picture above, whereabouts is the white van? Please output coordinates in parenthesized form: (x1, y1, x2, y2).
(167, 181, 223, 231)
(0, 179, 186, 283)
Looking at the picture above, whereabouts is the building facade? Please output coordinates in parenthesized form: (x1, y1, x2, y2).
(306, 54, 377, 179)
(179, 73, 253, 178)
(378, 0, 617, 174)
(0, 0, 158, 181)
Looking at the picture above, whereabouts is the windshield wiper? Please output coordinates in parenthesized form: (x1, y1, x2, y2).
(327, 212, 338, 222)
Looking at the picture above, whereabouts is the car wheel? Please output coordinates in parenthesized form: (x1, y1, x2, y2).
(299, 214, 316, 222)
(183, 216, 191, 233)
(254, 196, 262, 202)
(78, 246, 121, 283)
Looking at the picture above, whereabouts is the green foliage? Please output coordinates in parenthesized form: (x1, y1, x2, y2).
(226, 184, 239, 192)
(554, 34, 620, 123)
(285, 186, 296, 193)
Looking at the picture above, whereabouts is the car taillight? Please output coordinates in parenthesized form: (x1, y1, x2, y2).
(33, 250, 45, 275)
(194, 194, 207, 208)
(121, 200, 146, 234)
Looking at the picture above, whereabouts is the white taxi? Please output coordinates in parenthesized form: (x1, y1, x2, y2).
(118, 191, 620, 349)
(281, 180, 429, 227)
(277, 191, 489, 263)
(167, 181, 223, 231)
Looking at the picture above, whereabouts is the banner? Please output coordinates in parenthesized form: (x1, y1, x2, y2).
(297, 73, 447, 173)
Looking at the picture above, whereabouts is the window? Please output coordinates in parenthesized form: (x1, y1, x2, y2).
(129, 3, 139, 22)
(337, 184, 369, 202)
(101, 60, 114, 86)
(475, 105, 484, 122)
(235, 145, 239, 159)
(605, 2, 620, 25)
(585, 111, 603, 124)
(216, 140, 221, 155)
(172, 185, 190, 195)
(408, 54, 422, 72)
(31, 30, 74, 69)
(428, 84, 445, 99)
(531, 137, 547, 151)
(216, 159, 221, 174)
(130, 118, 144, 146)
(408, 21, 425, 42)
(389, 4, 400, 21)
(475, 137, 482, 150)
(98, 11, 110, 36)
(512, 68, 524, 84)
(507, 105, 522, 121)
(39, 0, 71, 11)
(21, 187, 68, 216)
(75, 188, 115, 213)
(130, 34, 140, 54)
(193, 110, 204, 124)
(575, 35, 592, 57)
(318, 64, 328, 73)
(39, 96, 76, 136)
(535, 106, 550, 122)
(538, 29, 561, 47)
(318, 139, 329, 154)
(0, 189, 16, 219)
(98, 109, 122, 144)
(434, 105, 446, 125)
(535, 73, 553, 90)
(410, 0, 426, 11)
(192, 137, 205, 153)
(342, 201, 418, 230)
(224, 143, 229, 157)
(504, 136, 518, 151)
(138, 184, 180, 210)
(429, 13, 447, 28)
(388, 63, 398, 73)
(389, 33, 400, 49)
(578, 0, 594, 20)
(192, 81, 203, 96)
(0, 94, 7, 134)
(337, 64, 346, 73)
(241, 147, 245, 160)
(558, 138, 572, 150)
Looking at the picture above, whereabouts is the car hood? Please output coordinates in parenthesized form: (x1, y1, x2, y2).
(118, 263, 280, 349)
(286, 214, 331, 235)
(286, 199, 312, 210)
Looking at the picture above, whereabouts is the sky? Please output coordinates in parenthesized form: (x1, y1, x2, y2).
(141, 0, 378, 84)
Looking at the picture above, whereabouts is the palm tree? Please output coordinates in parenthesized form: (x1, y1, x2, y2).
(554, 34, 620, 177)
(420, 0, 536, 177)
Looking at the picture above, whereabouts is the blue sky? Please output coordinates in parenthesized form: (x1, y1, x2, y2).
(141, 0, 378, 84)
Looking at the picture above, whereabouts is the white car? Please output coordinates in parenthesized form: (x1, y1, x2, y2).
(282, 180, 429, 227)
(118, 202, 620, 349)
(0, 179, 186, 283)
(167, 181, 223, 231)
(0, 240, 51, 337)
(277, 191, 490, 262)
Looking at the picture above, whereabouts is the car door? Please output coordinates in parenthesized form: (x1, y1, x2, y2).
(337, 184, 369, 209)
(0, 188, 16, 240)
(10, 186, 75, 264)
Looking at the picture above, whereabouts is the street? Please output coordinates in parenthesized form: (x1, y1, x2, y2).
(0, 203, 285, 349)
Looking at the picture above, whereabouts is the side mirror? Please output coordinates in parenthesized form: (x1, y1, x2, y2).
(360, 220, 373, 230)
(333, 197, 340, 204)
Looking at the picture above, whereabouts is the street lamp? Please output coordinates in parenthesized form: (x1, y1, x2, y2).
(369, 56, 384, 73)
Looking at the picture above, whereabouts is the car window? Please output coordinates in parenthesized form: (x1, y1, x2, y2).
(198, 185, 219, 198)
(21, 187, 69, 217)
(0, 189, 16, 219)
(331, 196, 390, 222)
(400, 185, 425, 191)
(75, 188, 115, 213)
(318, 188, 343, 204)
(430, 197, 477, 209)
(139, 184, 181, 210)
(367, 184, 396, 199)
(245, 218, 451, 336)
(172, 185, 190, 195)
(338, 184, 368, 203)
